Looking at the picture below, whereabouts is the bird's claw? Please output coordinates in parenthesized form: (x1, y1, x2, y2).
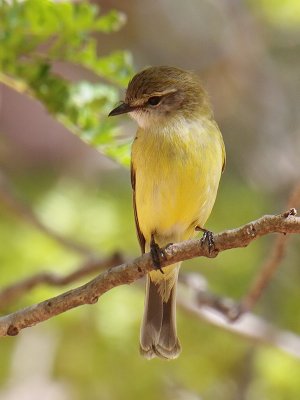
(150, 235, 165, 274)
(200, 229, 215, 254)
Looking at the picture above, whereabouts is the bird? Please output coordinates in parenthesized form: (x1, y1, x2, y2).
(109, 66, 225, 359)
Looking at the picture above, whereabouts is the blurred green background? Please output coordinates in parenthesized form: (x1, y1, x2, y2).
(0, 0, 300, 399)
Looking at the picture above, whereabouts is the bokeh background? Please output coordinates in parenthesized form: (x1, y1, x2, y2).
(0, 0, 300, 399)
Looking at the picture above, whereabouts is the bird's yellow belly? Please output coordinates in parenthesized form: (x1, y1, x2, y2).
(133, 128, 223, 246)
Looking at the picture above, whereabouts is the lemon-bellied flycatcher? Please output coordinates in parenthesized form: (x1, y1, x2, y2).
(109, 66, 225, 359)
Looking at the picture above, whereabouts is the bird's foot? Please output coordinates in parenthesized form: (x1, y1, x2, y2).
(150, 234, 165, 274)
(197, 226, 215, 255)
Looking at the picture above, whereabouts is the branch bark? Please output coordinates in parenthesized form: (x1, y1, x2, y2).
(0, 210, 299, 337)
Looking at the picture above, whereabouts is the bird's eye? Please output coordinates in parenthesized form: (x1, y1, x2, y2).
(147, 96, 161, 106)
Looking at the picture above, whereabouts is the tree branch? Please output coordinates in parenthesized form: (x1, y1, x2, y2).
(0, 210, 299, 337)
(0, 253, 123, 310)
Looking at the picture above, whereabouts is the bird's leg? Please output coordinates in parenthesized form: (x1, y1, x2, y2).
(150, 234, 164, 274)
(196, 226, 215, 254)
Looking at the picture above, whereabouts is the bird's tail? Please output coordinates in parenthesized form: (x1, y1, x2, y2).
(139, 265, 181, 359)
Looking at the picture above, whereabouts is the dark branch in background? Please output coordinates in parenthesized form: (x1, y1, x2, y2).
(0, 210, 299, 339)
(0, 171, 95, 256)
(235, 184, 300, 319)
(0, 253, 123, 309)
(179, 276, 300, 359)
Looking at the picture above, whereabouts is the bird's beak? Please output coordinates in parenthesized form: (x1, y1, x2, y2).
(108, 102, 135, 117)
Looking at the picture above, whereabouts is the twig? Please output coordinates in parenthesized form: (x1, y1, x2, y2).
(0, 171, 94, 256)
(0, 210, 299, 337)
(0, 253, 123, 310)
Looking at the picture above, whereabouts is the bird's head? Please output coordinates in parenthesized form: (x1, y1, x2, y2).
(109, 66, 212, 128)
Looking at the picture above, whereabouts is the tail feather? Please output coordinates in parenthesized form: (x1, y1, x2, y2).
(140, 270, 181, 360)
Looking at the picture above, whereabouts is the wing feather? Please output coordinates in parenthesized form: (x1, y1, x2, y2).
(131, 162, 146, 253)
(221, 134, 226, 173)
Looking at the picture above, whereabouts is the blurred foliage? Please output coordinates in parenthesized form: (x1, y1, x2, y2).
(1, 1, 300, 400)
(0, 0, 133, 165)
(249, 0, 300, 28)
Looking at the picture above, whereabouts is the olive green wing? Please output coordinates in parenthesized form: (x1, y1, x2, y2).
(131, 162, 146, 253)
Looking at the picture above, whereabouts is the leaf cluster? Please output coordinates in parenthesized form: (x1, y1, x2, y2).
(0, 0, 133, 165)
